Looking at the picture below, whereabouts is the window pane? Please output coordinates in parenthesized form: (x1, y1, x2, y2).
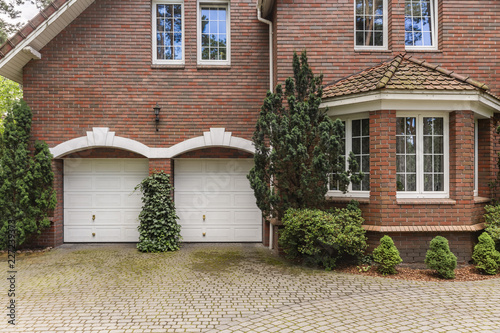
(397, 174, 406, 191)
(362, 174, 370, 191)
(201, 6, 227, 62)
(352, 138, 361, 154)
(397, 155, 405, 172)
(352, 119, 361, 137)
(362, 119, 369, 136)
(434, 174, 443, 191)
(173, 4, 182, 17)
(407, 174, 416, 191)
(406, 117, 416, 134)
(362, 137, 369, 154)
(405, 0, 434, 47)
(155, 3, 182, 62)
(362, 155, 370, 172)
(423, 136, 432, 154)
(406, 136, 416, 153)
(355, 0, 384, 47)
(434, 155, 443, 172)
(434, 136, 443, 154)
(406, 155, 416, 173)
(424, 174, 433, 191)
(396, 117, 405, 135)
(424, 155, 432, 173)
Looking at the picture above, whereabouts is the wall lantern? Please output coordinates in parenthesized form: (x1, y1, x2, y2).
(153, 103, 161, 131)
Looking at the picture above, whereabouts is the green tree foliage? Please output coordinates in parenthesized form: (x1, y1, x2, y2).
(248, 51, 361, 220)
(0, 0, 51, 44)
(0, 76, 22, 142)
(135, 171, 181, 252)
(372, 235, 402, 275)
(483, 204, 500, 251)
(0, 99, 56, 248)
(472, 232, 500, 275)
(279, 206, 367, 270)
(425, 236, 457, 279)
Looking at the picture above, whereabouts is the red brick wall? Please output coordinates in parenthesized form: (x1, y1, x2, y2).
(62, 148, 145, 159)
(23, 0, 269, 148)
(175, 147, 253, 159)
(274, 0, 500, 97)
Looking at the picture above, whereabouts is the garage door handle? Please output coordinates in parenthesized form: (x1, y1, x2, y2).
(92, 215, 95, 221)
(203, 215, 205, 221)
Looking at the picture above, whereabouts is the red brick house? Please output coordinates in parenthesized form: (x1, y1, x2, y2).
(0, 0, 499, 262)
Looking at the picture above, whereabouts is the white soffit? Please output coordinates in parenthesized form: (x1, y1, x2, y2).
(322, 90, 500, 119)
(0, 0, 96, 84)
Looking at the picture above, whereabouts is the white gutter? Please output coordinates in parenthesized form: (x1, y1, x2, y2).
(257, 8, 273, 93)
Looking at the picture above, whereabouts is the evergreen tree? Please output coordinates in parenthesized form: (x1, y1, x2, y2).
(0, 99, 56, 248)
(248, 50, 361, 220)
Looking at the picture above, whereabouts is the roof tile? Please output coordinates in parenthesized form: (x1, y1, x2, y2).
(323, 53, 491, 99)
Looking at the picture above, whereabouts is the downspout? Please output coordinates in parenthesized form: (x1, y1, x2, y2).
(257, 7, 273, 93)
(257, 6, 274, 249)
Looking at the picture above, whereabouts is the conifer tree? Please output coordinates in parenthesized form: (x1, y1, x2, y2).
(0, 99, 56, 248)
(248, 51, 361, 220)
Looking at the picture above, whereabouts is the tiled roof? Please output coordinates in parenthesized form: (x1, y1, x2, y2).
(323, 54, 490, 99)
(0, 0, 69, 59)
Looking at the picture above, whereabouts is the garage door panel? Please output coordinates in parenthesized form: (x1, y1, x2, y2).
(234, 227, 261, 241)
(176, 160, 203, 173)
(65, 193, 93, 208)
(175, 159, 261, 242)
(123, 160, 149, 173)
(124, 193, 142, 207)
(64, 176, 93, 191)
(64, 159, 148, 243)
(65, 227, 94, 242)
(64, 160, 92, 174)
(234, 193, 258, 208)
(95, 177, 122, 191)
(95, 194, 122, 207)
(123, 176, 146, 189)
(94, 160, 122, 173)
(234, 211, 262, 224)
(65, 211, 93, 225)
(175, 175, 204, 190)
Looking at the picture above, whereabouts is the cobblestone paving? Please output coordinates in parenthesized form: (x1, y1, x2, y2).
(1, 243, 500, 332)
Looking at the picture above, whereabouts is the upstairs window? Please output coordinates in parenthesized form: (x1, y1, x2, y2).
(153, 0, 184, 65)
(355, 0, 387, 50)
(405, 0, 437, 49)
(198, 1, 231, 65)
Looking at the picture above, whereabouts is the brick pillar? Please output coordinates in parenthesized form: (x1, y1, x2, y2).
(149, 159, 173, 175)
(478, 117, 496, 198)
(449, 111, 475, 204)
(368, 110, 397, 226)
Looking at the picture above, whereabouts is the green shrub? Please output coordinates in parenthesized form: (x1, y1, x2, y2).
(425, 236, 457, 279)
(472, 232, 500, 275)
(484, 204, 500, 251)
(279, 207, 367, 270)
(372, 235, 402, 275)
(135, 171, 181, 252)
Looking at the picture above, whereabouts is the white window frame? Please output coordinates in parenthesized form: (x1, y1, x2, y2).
(328, 114, 370, 198)
(354, 0, 388, 51)
(396, 111, 449, 199)
(152, 0, 185, 65)
(474, 119, 478, 197)
(197, 0, 231, 66)
(404, 0, 438, 51)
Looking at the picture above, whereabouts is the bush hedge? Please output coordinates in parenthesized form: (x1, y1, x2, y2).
(483, 204, 500, 251)
(472, 232, 500, 275)
(425, 236, 457, 279)
(279, 205, 367, 270)
(372, 235, 402, 275)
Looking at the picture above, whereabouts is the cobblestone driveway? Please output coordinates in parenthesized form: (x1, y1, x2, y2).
(1, 243, 500, 333)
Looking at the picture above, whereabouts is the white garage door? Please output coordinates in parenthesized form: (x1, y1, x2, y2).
(64, 159, 148, 242)
(175, 159, 262, 242)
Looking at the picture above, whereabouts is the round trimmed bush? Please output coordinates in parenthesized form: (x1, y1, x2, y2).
(372, 235, 402, 275)
(425, 236, 457, 279)
(472, 232, 500, 275)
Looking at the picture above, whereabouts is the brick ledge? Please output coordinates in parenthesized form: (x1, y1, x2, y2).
(474, 196, 491, 204)
(363, 223, 485, 233)
(396, 198, 456, 205)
